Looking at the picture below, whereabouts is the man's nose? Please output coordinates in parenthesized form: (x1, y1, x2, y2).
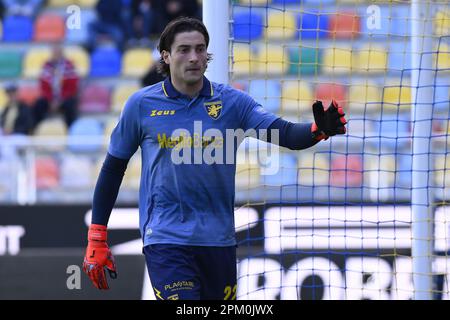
(189, 50, 199, 62)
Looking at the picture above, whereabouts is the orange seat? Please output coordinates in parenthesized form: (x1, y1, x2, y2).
(35, 157, 59, 189)
(330, 155, 363, 187)
(315, 83, 347, 109)
(329, 12, 360, 39)
(34, 14, 65, 42)
(17, 84, 41, 107)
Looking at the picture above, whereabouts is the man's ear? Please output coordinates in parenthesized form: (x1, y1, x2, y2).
(162, 50, 170, 65)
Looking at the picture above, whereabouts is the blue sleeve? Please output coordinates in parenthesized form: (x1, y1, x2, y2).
(108, 91, 142, 160)
(268, 118, 319, 150)
(91, 153, 129, 226)
(236, 89, 279, 131)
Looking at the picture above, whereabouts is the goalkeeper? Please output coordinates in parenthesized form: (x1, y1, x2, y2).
(83, 17, 346, 299)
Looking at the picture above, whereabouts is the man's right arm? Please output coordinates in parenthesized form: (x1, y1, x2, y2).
(91, 152, 129, 225)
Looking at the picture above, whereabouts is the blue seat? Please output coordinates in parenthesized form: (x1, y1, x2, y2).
(371, 113, 410, 150)
(233, 10, 263, 41)
(248, 79, 280, 114)
(298, 12, 329, 39)
(68, 118, 104, 153)
(2, 16, 33, 42)
(433, 76, 449, 113)
(388, 41, 412, 73)
(89, 47, 121, 77)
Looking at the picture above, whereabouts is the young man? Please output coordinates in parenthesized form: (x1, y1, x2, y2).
(83, 17, 346, 300)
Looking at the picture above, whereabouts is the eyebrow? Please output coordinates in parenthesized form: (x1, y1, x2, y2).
(176, 44, 206, 49)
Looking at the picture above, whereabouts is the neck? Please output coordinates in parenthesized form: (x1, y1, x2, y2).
(170, 76, 203, 98)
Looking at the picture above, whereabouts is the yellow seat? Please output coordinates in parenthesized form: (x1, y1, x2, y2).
(322, 46, 353, 74)
(64, 46, 90, 77)
(266, 11, 297, 40)
(353, 45, 387, 73)
(348, 81, 382, 113)
(434, 9, 450, 36)
(112, 83, 140, 114)
(383, 81, 411, 112)
(23, 48, 52, 78)
(298, 153, 329, 186)
(255, 45, 288, 75)
(34, 117, 67, 137)
(435, 43, 449, 70)
(280, 80, 313, 116)
(76, 0, 98, 7)
(47, 0, 74, 7)
(235, 150, 260, 190)
(122, 48, 153, 77)
(232, 43, 258, 77)
(434, 155, 450, 188)
(0, 88, 7, 112)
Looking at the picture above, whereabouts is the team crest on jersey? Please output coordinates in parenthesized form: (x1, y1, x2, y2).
(204, 101, 222, 120)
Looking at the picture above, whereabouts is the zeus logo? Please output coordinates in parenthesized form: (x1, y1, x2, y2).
(151, 109, 176, 117)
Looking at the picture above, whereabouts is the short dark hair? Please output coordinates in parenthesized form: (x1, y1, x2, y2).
(157, 17, 213, 77)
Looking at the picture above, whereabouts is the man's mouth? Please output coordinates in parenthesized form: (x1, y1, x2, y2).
(186, 67, 200, 72)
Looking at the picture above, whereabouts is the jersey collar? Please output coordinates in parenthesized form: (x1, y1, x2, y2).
(162, 76, 213, 98)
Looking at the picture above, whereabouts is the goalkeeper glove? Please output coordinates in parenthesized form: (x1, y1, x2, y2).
(82, 224, 117, 290)
(311, 100, 347, 141)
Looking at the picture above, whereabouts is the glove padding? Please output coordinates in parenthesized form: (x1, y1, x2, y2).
(312, 100, 347, 141)
(83, 224, 117, 290)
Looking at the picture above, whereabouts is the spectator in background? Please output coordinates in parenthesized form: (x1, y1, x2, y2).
(33, 45, 79, 129)
(0, 83, 33, 136)
(126, 0, 155, 46)
(1, 0, 42, 18)
(88, 0, 126, 51)
(152, 0, 201, 35)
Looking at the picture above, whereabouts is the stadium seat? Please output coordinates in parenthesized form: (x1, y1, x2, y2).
(280, 80, 313, 116)
(364, 154, 396, 188)
(387, 41, 412, 73)
(35, 156, 60, 190)
(315, 83, 347, 109)
(47, 0, 74, 7)
(79, 84, 111, 113)
(65, 8, 96, 44)
(434, 10, 450, 36)
(0, 51, 22, 78)
(248, 79, 280, 114)
(122, 155, 141, 189)
(23, 47, 52, 78)
(348, 81, 382, 113)
(240, 0, 272, 4)
(266, 11, 297, 40)
(298, 152, 329, 186)
(353, 45, 387, 73)
(382, 81, 412, 111)
(391, 6, 411, 37)
(329, 12, 360, 39)
(370, 113, 410, 150)
(233, 10, 264, 41)
(17, 84, 40, 107)
(34, 117, 68, 137)
(298, 12, 329, 39)
(60, 155, 94, 188)
(235, 150, 260, 190)
(232, 43, 258, 76)
(330, 154, 363, 187)
(255, 45, 288, 75)
(288, 46, 321, 75)
(77, 0, 99, 7)
(433, 76, 449, 113)
(64, 46, 90, 77)
(322, 46, 353, 74)
(90, 47, 121, 77)
(0, 88, 7, 111)
(111, 83, 140, 114)
(122, 48, 153, 77)
(262, 153, 297, 186)
(34, 14, 65, 42)
(2, 16, 33, 42)
(436, 43, 449, 70)
(67, 118, 103, 153)
(435, 155, 450, 188)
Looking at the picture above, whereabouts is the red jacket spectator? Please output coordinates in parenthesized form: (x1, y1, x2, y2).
(39, 58, 79, 102)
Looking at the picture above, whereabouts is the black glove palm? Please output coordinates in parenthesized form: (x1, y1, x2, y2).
(312, 100, 347, 137)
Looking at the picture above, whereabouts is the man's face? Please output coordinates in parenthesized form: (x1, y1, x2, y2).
(163, 31, 208, 85)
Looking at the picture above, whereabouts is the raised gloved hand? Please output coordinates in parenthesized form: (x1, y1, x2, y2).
(311, 100, 347, 141)
(82, 224, 117, 290)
